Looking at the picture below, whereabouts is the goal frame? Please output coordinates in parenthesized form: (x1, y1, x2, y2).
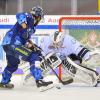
(58, 16, 100, 79)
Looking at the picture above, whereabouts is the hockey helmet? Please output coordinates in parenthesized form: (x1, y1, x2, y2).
(16, 13, 27, 24)
(52, 31, 64, 44)
(30, 6, 44, 19)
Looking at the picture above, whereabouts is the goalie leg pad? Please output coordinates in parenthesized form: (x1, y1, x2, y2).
(62, 57, 98, 86)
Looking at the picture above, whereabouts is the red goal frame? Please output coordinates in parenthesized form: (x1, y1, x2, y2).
(58, 16, 100, 79)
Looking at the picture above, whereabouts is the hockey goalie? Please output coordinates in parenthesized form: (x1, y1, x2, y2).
(38, 31, 100, 87)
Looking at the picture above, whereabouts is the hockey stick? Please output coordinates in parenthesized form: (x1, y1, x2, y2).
(41, 55, 73, 85)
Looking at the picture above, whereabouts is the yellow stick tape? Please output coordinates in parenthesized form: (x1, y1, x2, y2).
(98, 0, 100, 13)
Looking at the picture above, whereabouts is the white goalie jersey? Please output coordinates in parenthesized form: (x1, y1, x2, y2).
(40, 34, 91, 61)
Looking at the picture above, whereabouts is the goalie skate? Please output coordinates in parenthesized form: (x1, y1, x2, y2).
(62, 57, 99, 87)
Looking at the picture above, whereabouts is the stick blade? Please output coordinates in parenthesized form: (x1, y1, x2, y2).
(61, 78, 73, 85)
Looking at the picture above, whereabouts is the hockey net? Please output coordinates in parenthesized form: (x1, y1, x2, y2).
(58, 16, 100, 80)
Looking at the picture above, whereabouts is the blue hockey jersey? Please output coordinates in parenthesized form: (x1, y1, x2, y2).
(2, 12, 35, 46)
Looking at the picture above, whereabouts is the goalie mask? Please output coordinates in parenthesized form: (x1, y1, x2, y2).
(51, 31, 65, 48)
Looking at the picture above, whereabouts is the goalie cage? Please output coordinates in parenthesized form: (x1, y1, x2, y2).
(58, 16, 100, 81)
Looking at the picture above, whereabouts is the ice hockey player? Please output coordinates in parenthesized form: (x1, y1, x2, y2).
(0, 6, 53, 90)
(40, 31, 99, 76)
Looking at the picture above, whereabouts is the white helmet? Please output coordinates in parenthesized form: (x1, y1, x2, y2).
(52, 31, 64, 43)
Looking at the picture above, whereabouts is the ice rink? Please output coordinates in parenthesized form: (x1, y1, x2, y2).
(0, 75, 100, 100)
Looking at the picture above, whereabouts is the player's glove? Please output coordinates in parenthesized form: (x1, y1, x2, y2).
(26, 40, 42, 53)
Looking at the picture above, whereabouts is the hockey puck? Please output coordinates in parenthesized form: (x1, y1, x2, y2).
(56, 86, 61, 89)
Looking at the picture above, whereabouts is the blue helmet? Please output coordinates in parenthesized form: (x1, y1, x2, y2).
(30, 6, 44, 19)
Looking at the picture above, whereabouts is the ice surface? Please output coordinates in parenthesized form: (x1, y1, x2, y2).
(0, 75, 100, 100)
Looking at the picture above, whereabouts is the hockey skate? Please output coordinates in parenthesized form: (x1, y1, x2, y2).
(36, 79, 53, 92)
(0, 83, 14, 89)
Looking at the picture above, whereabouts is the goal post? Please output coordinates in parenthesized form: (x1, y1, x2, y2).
(58, 16, 100, 80)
